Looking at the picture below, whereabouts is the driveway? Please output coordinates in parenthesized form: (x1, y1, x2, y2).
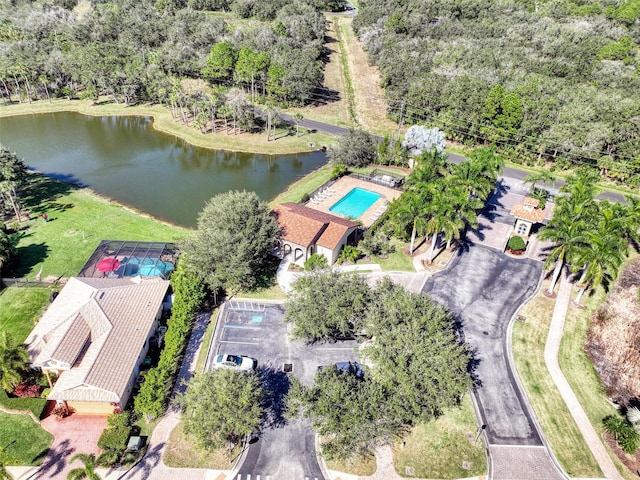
(423, 244, 542, 446)
(39, 411, 107, 479)
(206, 301, 360, 480)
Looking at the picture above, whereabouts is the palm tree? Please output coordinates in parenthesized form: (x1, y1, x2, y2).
(0, 332, 28, 392)
(67, 453, 99, 480)
(571, 229, 624, 305)
(523, 170, 556, 195)
(293, 112, 304, 137)
(450, 160, 493, 201)
(538, 212, 588, 295)
(388, 193, 429, 255)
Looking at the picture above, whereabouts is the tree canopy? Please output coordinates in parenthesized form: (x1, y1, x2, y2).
(353, 0, 640, 185)
(180, 190, 280, 293)
(285, 270, 371, 341)
(328, 129, 378, 168)
(287, 276, 471, 460)
(180, 369, 264, 449)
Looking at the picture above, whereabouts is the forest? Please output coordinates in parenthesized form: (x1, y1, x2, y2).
(0, 0, 343, 128)
(354, 0, 640, 184)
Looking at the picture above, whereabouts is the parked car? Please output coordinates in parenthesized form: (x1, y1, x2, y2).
(212, 354, 257, 371)
(334, 361, 365, 378)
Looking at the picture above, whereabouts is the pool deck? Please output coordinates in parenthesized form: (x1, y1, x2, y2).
(306, 176, 402, 227)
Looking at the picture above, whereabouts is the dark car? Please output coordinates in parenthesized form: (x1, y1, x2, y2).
(334, 361, 365, 378)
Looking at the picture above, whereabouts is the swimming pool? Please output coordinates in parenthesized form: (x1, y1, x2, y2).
(329, 187, 381, 218)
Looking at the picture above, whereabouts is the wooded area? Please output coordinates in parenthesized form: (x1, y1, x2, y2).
(0, 0, 342, 125)
(354, 0, 640, 184)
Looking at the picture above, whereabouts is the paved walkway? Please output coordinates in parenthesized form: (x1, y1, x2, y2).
(543, 272, 622, 480)
(111, 312, 227, 480)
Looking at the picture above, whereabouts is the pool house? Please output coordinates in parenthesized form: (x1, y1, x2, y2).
(272, 203, 358, 266)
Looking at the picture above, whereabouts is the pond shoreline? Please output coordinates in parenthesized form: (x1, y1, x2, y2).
(25, 169, 191, 232)
(0, 97, 334, 156)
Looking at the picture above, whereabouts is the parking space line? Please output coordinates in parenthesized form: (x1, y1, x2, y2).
(315, 346, 357, 350)
(224, 324, 262, 330)
(219, 340, 260, 345)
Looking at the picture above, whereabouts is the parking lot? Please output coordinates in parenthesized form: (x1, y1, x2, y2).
(205, 300, 360, 480)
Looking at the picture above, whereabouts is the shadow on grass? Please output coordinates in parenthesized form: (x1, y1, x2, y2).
(250, 256, 281, 291)
(6, 242, 50, 277)
(20, 173, 79, 214)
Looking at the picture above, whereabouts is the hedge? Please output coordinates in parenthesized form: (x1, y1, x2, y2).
(134, 261, 205, 420)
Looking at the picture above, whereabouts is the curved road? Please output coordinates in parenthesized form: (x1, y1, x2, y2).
(283, 115, 626, 204)
(423, 244, 566, 480)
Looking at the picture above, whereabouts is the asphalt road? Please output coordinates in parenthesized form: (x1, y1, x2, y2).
(280, 115, 627, 204)
(423, 244, 543, 446)
(206, 301, 360, 480)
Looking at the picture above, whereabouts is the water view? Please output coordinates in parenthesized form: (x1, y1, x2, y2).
(0, 112, 327, 227)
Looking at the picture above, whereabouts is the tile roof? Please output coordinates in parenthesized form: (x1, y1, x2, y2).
(26, 276, 169, 404)
(510, 203, 546, 223)
(272, 203, 357, 250)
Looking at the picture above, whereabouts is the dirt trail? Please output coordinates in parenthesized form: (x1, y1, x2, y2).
(337, 16, 398, 135)
(294, 16, 397, 136)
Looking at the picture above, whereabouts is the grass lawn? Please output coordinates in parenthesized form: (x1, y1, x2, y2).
(6, 174, 186, 279)
(559, 282, 637, 480)
(393, 394, 486, 478)
(325, 452, 376, 476)
(365, 240, 415, 272)
(512, 280, 602, 477)
(0, 411, 52, 466)
(269, 165, 334, 207)
(0, 97, 334, 156)
(0, 287, 50, 342)
(164, 416, 239, 469)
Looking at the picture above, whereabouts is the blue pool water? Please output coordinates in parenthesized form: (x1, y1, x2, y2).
(330, 188, 381, 218)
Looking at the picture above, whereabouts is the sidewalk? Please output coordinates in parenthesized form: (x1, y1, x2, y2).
(544, 271, 622, 480)
(112, 312, 231, 480)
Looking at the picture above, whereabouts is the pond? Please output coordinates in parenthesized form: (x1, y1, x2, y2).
(0, 112, 327, 227)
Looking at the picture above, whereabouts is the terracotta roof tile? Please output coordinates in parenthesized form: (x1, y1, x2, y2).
(510, 203, 546, 223)
(272, 203, 357, 249)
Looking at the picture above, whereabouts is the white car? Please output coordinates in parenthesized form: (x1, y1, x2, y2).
(212, 354, 257, 371)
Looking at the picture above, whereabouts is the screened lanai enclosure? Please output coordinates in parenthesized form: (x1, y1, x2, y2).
(78, 240, 179, 279)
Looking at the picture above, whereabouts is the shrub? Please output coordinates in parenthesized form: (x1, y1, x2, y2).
(305, 254, 328, 271)
(134, 262, 205, 421)
(337, 245, 361, 264)
(331, 164, 348, 179)
(359, 230, 394, 257)
(97, 451, 119, 467)
(507, 235, 526, 251)
(300, 193, 310, 204)
(52, 404, 72, 419)
(12, 382, 41, 398)
(98, 412, 131, 453)
(603, 414, 640, 454)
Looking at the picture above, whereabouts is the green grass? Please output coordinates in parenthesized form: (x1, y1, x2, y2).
(0, 390, 48, 419)
(355, 238, 415, 272)
(559, 283, 637, 480)
(0, 287, 50, 342)
(0, 411, 52, 466)
(195, 309, 218, 375)
(512, 280, 602, 477)
(6, 174, 186, 279)
(393, 394, 487, 478)
(269, 165, 333, 207)
(325, 453, 376, 476)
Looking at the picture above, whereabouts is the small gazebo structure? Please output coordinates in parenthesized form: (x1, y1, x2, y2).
(510, 197, 546, 239)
